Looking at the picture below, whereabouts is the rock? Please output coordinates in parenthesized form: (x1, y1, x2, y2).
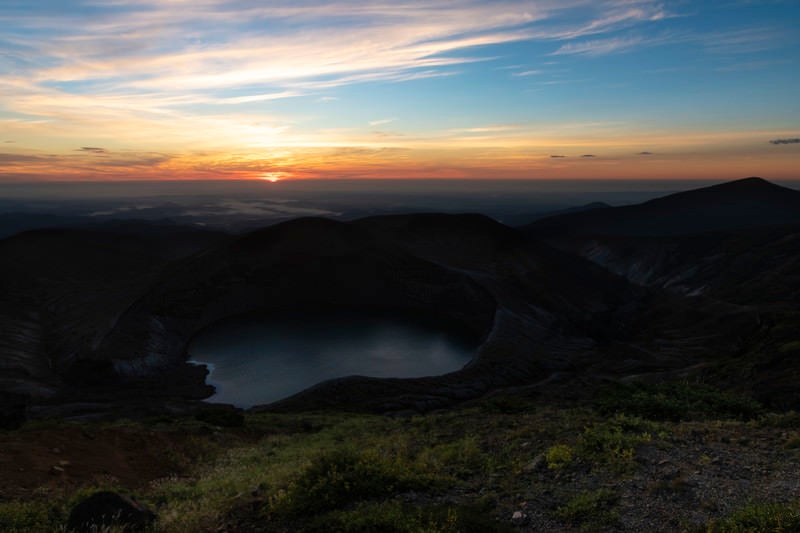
(511, 510, 527, 523)
(194, 405, 245, 427)
(0, 392, 28, 430)
(66, 491, 156, 532)
(524, 453, 546, 472)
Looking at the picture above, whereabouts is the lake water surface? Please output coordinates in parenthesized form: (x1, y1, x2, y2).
(188, 313, 476, 407)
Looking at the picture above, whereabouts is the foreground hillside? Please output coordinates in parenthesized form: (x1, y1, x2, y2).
(2, 384, 799, 532)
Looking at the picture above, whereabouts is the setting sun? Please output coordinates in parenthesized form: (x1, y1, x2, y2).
(260, 172, 288, 182)
(0, 1, 796, 183)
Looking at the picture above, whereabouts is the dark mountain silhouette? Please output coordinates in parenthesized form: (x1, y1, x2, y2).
(2, 179, 799, 415)
(500, 201, 611, 226)
(93, 214, 646, 412)
(526, 177, 800, 237)
(1, 212, 749, 415)
(0, 225, 230, 406)
(551, 201, 611, 216)
(521, 178, 800, 307)
(0, 213, 82, 239)
(568, 224, 800, 305)
(577, 223, 800, 408)
(519, 178, 800, 408)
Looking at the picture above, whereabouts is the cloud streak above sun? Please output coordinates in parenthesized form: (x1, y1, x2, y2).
(0, 1, 798, 181)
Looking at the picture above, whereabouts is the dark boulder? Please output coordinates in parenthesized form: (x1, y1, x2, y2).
(194, 404, 245, 427)
(0, 392, 28, 430)
(66, 491, 156, 532)
(63, 359, 119, 388)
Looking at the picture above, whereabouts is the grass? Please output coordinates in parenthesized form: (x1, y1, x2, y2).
(595, 382, 763, 422)
(545, 444, 574, 470)
(575, 414, 657, 470)
(779, 341, 800, 354)
(759, 411, 800, 429)
(0, 500, 66, 533)
(554, 489, 620, 531)
(703, 501, 800, 532)
(303, 501, 514, 533)
(277, 447, 441, 516)
(1, 386, 798, 532)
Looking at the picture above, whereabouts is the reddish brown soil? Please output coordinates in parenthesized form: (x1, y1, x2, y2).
(0, 426, 211, 500)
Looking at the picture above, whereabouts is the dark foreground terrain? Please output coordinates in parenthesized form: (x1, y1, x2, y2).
(2, 386, 800, 532)
(1, 177, 800, 531)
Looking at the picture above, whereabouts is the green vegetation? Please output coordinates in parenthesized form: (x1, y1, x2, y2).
(576, 414, 655, 470)
(704, 501, 800, 532)
(481, 394, 537, 414)
(304, 501, 514, 533)
(1, 383, 798, 532)
(278, 448, 440, 516)
(759, 410, 800, 429)
(0, 500, 64, 533)
(778, 341, 800, 354)
(595, 382, 763, 421)
(545, 444, 574, 470)
(554, 489, 619, 531)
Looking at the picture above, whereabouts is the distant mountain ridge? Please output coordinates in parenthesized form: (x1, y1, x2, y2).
(500, 201, 612, 226)
(2, 177, 799, 418)
(526, 177, 800, 237)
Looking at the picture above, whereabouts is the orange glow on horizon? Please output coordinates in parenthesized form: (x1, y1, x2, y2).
(259, 172, 288, 182)
(1, 131, 797, 183)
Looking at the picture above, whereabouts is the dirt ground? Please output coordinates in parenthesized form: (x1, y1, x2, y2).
(0, 425, 216, 500)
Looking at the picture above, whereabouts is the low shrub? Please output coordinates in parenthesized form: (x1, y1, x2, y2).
(0, 500, 64, 532)
(482, 395, 536, 414)
(416, 435, 483, 477)
(304, 501, 513, 533)
(759, 411, 800, 429)
(555, 489, 619, 531)
(577, 414, 654, 469)
(545, 444, 574, 470)
(280, 448, 439, 516)
(596, 382, 762, 421)
(704, 500, 800, 532)
(778, 341, 800, 354)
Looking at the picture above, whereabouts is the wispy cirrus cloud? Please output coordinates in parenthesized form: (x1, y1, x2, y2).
(511, 69, 542, 77)
(551, 35, 647, 56)
(449, 125, 519, 134)
(1, 1, 677, 101)
(551, 25, 786, 57)
(4, 1, 678, 157)
(702, 28, 782, 55)
(369, 118, 397, 127)
(1, 1, 797, 181)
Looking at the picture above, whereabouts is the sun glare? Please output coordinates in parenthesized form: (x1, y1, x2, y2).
(259, 172, 287, 182)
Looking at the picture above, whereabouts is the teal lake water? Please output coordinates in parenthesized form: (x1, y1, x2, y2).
(188, 314, 476, 407)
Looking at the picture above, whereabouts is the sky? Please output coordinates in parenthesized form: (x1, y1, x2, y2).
(0, 0, 798, 182)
